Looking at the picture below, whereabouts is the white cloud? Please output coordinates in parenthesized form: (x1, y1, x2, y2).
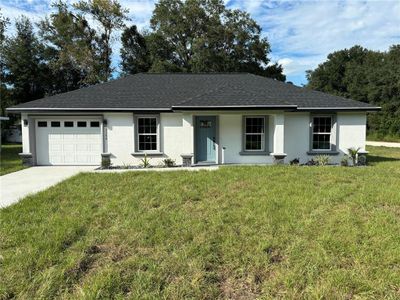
(236, 0, 400, 84)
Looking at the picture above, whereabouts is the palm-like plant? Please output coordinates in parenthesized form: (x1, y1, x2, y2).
(347, 147, 361, 166)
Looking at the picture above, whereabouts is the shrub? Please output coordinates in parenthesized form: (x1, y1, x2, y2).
(140, 154, 151, 168)
(305, 159, 316, 166)
(341, 155, 349, 166)
(347, 147, 361, 166)
(314, 155, 330, 166)
(290, 158, 300, 165)
(163, 158, 176, 167)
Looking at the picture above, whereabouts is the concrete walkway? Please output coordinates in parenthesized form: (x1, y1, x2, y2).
(366, 141, 400, 148)
(0, 166, 95, 208)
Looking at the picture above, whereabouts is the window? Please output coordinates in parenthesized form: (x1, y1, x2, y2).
(77, 121, 87, 127)
(137, 117, 158, 151)
(64, 121, 74, 127)
(244, 116, 265, 151)
(312, 116, 332, 150)
(38, 121, 47, 127)
(200, 120, 212, 128)
(51, 121, 60, 127)
(90, 121, 100, 127)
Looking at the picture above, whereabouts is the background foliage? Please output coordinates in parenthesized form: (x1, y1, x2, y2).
(307, 45, 400, 138)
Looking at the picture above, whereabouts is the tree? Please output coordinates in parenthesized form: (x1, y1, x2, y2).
(307, 45, 400, 137)
(74, 0, 129, 81)
(121, 0, 285, 80)
(0, 9, 10, 116)
(39, 1, 101, 93)
(2, 17, 48, 107)
(120, 25, 151, 74)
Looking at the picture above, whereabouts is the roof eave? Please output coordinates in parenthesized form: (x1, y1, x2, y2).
(172, 105, 298, 111)
(296, 106, 381, 112)
(6, 107, 173, 113)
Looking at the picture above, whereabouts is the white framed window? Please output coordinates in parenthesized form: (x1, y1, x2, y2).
(136, 116, 159, 151)
(312, 116, 332, 150)
(244, 116, 265, 151)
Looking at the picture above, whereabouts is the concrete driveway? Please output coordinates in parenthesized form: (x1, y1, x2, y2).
(0, 166, 95, 208)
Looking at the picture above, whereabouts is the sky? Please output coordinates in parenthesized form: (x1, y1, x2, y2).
(1, 0, 399, 86)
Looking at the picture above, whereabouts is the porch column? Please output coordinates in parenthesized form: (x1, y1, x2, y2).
(181, 113, 194, 165)
(272, 113, 286, 164)
(19, 113, 34, 166)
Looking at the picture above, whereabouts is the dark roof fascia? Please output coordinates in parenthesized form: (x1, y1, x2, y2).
(296, 107, 381, 112)
(171, 105, 298, 111)
(6, 107, 173, 113)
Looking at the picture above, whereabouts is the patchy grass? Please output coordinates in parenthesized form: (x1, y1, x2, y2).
(0, 143, 25, 176)
(0, 146, 399, 299)
(367, 132, 400, 143)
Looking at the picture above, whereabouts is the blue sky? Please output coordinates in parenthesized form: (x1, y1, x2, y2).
(1, 0, 399, 85)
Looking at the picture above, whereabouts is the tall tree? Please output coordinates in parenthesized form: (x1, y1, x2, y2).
(120, 0, 285, 80)
(39, 1, 100, 93)
(307, 45, 400, 137)
(2, 16, 48, 106)
(120, 25, 151, 74)
(74, 0, 129, 81)
(0, 9, 10, 116)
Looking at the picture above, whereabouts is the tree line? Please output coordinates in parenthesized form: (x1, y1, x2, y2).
(307, 45, 400, 138)
(0, 0, 285, 117)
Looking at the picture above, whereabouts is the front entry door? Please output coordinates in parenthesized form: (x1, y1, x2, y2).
(195, 116, 217, 163)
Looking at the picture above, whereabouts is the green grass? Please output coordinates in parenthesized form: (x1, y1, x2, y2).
(367, 132, 400, 143)
(0, 143, 25, 176)
(1, 146, 400, 299)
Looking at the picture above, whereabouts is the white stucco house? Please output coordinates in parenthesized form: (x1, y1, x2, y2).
(6, 73, 380, 167)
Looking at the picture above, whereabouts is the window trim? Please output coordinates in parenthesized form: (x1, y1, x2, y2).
(133, 115, 161, 154)
(240, 115, 269, 155)
(308, 114, 338, 155)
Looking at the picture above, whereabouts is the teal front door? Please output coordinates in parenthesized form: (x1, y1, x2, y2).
(195, 116, 217, 163)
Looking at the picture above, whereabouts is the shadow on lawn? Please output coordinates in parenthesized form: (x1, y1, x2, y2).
(367, 155, 400, 163)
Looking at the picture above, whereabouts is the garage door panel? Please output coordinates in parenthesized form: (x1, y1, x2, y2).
(36, 119, 102, 165)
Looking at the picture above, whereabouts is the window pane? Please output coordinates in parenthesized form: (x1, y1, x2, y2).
(245, 134, 262, 150)
(64, 121, 73, 127)
(139, 135, 157, 151)
(77, 121, 87, 127)
(90, 121, 100, 127)
(38, 121, 47, 127)
(246, 117, 264, 134)
(51, 121, 60, 127)
(313, 117, 331, 133)
(313, 134, 330, 150)
(138, 117, 157, 134)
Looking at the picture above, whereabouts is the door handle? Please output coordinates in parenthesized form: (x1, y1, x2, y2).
(213, 137, 216, 149)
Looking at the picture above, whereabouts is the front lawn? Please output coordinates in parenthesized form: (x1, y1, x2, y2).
(0, 143, 25, 176)
(1, 146, 399, 299)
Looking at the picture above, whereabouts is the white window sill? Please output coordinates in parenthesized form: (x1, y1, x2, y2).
(131, 152, 164, 156)
(239, 151, 268, 156)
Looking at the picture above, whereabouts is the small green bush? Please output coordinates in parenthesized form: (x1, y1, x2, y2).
(140, 154, 151, 168)
(341, 155, 349, 166)
(347, 147, 361, 166)
(314, 155, 330, 166)
(163, 158, 176, 167)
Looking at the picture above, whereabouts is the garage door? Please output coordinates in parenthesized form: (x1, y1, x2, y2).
(36, 119, 102, 165)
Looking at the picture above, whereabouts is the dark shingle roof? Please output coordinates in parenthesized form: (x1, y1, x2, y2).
(7, 73, 380, 112)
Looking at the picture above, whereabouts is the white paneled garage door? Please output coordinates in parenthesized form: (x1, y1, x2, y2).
(35, 119, 102, 165)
